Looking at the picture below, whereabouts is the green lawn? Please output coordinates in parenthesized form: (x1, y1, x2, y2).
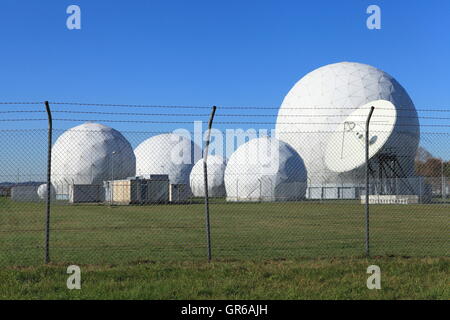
(0, 198, 448, 267)
(1, 257, 449, 299)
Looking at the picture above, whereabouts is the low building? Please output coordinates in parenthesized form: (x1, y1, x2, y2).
(11, 185, 40, 202)
(69, 184, 105, 203)
(307, 184, 364, 200)
(0, 186, 11, 197)
(307, 176, 432, 203)
(169, 184, 191, 203)
(105, 175, 169, 205)
(361, 195, 419, 205)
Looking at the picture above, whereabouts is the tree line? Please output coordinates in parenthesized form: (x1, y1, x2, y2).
(415, 158, 450, 177)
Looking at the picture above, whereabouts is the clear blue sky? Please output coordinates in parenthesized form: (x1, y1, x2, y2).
(0, 0, 449, 179)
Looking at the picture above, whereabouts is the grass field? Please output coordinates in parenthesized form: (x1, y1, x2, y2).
(1, 257, 449, 299)
(0, 198, 448, 267)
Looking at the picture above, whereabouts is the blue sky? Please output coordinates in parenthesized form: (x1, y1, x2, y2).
(0, 0, 449, 179)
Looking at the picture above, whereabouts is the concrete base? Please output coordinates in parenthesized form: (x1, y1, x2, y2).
(360, 195, 419, 204)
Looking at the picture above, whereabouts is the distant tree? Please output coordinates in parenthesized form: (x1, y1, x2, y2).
(444, 161, 450, 178)
(415, 157, 448, 177)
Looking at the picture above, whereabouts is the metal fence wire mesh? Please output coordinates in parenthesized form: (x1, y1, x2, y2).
(0, 102, 449, 266)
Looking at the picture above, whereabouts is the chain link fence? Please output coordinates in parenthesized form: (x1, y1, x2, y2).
(0, 102, 449, 266)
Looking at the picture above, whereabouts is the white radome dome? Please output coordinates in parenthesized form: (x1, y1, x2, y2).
(189, 155, 227, 197)
(224, 137, 307, 201)
(135, 133, 201, 185)
(51, 122, 136, 190)
(37, 183, 56, 200)
(275, 62, 420, 185)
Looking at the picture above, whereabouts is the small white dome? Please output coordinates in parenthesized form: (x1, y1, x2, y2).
(190, 155, 227, 197)
(37, 183, 56, 200)
(135, 133, 201, 185)
(224, 137, 307, 201)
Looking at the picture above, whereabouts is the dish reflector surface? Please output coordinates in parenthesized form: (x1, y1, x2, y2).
(324, 100, 396, 173)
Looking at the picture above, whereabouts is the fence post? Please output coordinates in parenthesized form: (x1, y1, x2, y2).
(442, 159, 445, 201)
(44, 101, 53, 264)
(203, 106, 217, 262)
(365, 106, 375, 257)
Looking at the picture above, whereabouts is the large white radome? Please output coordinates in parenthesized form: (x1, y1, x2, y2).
(190, 155, 227, 197)
(135, 133, 201, 185)
(275, 62, 420, 185)
(224, 137, 307, 201)
(51, 122, 136, 190)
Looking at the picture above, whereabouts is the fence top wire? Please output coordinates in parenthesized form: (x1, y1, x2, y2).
(46, 101, 450, 112)
(0, 110, 45, 114)
(0, 102, 42, 105)
(0, 118, 47, 122)
(0, 127, 449, 135)
(0, 101, 449, 112)
(1, 118, 448, 127)
(1, 110, 447, 120)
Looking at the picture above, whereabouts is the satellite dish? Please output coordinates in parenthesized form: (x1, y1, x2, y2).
(324, 100, 397, 173)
